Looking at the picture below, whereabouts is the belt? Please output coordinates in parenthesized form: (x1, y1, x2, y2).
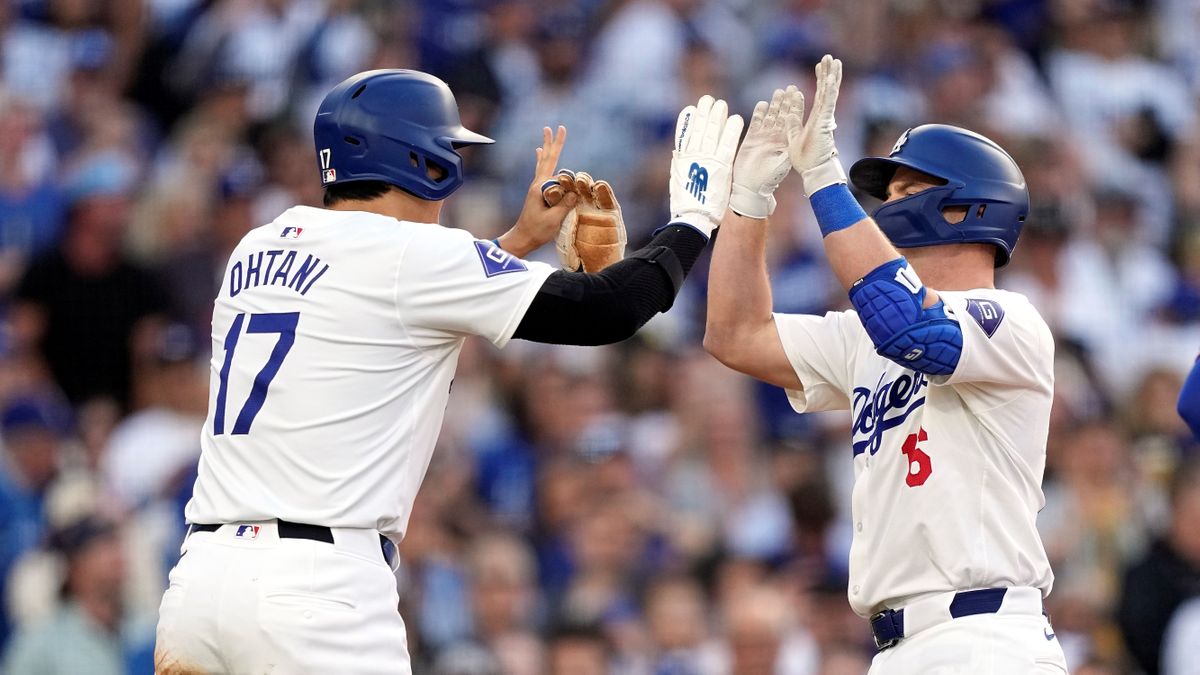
(869, 587, 1043, 650)
(189, 520, 395, 567)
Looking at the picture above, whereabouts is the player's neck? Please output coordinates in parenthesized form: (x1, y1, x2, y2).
(327, 190, 444, 224)
(905, 243, 996, 291)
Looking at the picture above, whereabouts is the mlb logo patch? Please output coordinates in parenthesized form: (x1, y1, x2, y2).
(474, 240, 528, 277)
(235, 525, 261, 539)
(322, 168, 337, 183)
(281, 227, 303, 239)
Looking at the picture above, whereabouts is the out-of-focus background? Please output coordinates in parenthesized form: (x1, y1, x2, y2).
(0, 0, 1196, 673)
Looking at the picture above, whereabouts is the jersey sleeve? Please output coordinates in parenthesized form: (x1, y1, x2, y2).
(395, 227, 556, 347)
(772, 310, 861, 413)
(931, 293, 1054, 392)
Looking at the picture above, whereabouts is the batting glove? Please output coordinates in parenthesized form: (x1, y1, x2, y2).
(669, 95, 744, 238)
(729, 86, 801, 219)
(543, 169, 628, 273)
(786, 55, 848, 197)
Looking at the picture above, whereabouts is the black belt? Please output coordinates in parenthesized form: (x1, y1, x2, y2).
(190, 520, 393, 564)
(870, 587, 1009, 650)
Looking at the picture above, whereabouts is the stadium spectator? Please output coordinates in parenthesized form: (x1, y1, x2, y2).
(0, 395, 69, 649)
(11, 153, 167, 410)
(101, 324, 204, 510)
(1, 516, 149, 675)
(546, 620, 608, 675)
(1117, 460, 1200, 674)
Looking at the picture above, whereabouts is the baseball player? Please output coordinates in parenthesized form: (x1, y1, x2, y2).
(152, 69, 743, 674)
(703, 56, 1068, 673)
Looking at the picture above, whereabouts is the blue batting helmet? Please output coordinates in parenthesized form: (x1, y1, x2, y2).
(849, 124, 1029, 267)
(313, 69, 494, 201)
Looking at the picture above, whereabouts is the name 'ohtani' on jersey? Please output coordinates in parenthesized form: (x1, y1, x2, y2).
(229, 249, 331, 297)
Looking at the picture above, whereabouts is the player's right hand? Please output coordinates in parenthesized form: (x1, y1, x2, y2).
(506, 126, 578, 257)
(669, 95, 743, 238)
(785, 54, 849, 197)
(730, 86, 802, 219)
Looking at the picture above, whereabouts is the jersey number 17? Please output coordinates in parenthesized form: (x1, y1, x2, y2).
(213, 312, 300, 435)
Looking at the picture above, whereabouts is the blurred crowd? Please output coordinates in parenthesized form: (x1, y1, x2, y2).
(0, 0, 1196, 673)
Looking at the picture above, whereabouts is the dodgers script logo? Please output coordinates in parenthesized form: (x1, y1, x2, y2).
(851, 370, 928, 457)
(686, 162, 708, 203)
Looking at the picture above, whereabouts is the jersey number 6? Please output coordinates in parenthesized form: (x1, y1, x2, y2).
(214, 312, 300, 435)
(901, 427, 933, 487)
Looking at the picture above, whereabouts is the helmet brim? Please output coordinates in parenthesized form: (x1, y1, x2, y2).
(849, 157, 914, 201)
(851, 154, 960, 202)
(446, 127, 495, 146)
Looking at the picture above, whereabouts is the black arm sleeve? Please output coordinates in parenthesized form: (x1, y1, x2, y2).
(512, 225, 708, 345)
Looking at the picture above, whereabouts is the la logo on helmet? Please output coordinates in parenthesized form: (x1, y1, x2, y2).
(891, 128, 912, 156)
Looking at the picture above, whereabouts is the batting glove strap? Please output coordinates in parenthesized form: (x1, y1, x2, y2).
(729, 184, 776, 219)
(800, 156, 848, 198)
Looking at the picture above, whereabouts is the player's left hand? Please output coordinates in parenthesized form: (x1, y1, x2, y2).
(669, 95, 744, 238)
(504, 126, 578, 257)
(543, 169, 627, 272)
(730, 85, 802, 219)
(785, 54, 849, 197)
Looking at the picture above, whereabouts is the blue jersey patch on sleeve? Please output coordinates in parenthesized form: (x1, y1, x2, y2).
(965, 298, 1005, 337)
(474, 240, 528, 277)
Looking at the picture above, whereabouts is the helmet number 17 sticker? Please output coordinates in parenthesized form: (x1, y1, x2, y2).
(320, 148, 336, 183)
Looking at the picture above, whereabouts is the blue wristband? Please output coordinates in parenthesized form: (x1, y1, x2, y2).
(491, 238, 502, 249)
(810, 183, 867, 237)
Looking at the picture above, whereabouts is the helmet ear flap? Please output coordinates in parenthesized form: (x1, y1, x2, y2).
(404, 144, 457, 188)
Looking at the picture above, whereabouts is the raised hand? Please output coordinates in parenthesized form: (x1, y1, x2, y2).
(785, 55, 848, 197)
(730, 85, 802, 219)
(504, 126, 578, 257)
(669, 95, 744, 237)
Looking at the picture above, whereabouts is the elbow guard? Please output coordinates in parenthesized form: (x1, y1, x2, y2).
(849, 258, 962, 376)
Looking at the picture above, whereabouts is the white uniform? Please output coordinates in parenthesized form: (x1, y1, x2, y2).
(155, 205, 554, 674)
(775, 288, 1069, 674)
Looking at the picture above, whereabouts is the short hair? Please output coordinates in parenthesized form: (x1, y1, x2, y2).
(323, 180, 397, 207)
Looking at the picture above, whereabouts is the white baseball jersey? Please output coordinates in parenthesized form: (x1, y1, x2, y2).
(774, 288, 1055, 617)
(185, 205, 554, 537)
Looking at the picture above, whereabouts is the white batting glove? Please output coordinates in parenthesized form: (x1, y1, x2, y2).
(669, 95, 744, 237)
(729, 86, 801, 218)
(786, 55, 848, 197)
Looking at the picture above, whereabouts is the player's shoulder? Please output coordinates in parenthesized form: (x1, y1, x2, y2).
(401, 221, 478, 247)
(236, 205, 386, 239)
(400, 225, 547, 281)
(941, 288, 1052, 345)
(777, 307, 872, 344)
